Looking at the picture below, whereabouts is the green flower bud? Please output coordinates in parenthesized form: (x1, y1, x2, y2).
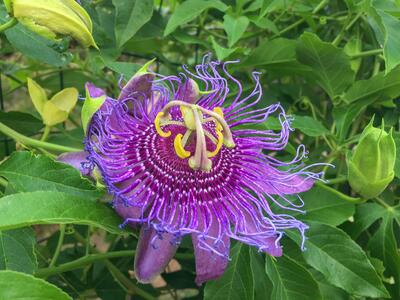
(8, 0, 97, 49)
(347, 118, 396, 199)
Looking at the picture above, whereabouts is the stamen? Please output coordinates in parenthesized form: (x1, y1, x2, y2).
(208, 131, 224, 158)
(174, 133, 191, 158)
(154, 112, 171, 137)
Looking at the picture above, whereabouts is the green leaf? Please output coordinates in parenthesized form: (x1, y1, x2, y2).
(394, 132, 400, 178)
(223, 15, 249, 47)
(296, 32, 354, 99)
(112, 0, 154, 48)
(291, 115, 329, 137)
(265, 255, 322, 300)
(0, 11, 71, 67)
(240, 38, 311, 74)
(210, 36, 237, 61)
(0, 228, 37, 274)
(164, 0, 228, 36)
(0, 191, 127, 234)
(335, 67, 400, 141)
(102, 57, 141, 80)
(295, 186, 355, 226)
(204, 243, 254, 300)
(368, 7, 400, 74)
(288, 222, 389, 298)
(0, 111, 43, 138)
(369, 214, 400, 299)
(250, 248, 272, 300)
(0, 270, 72, 300)
(0, 152, 101, 201)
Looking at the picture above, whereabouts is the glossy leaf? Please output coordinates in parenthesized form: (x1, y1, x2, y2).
(0, 152, 101, 200)
(0, 191, 127, 234)
(265, 255, 322, 300)
(288, 223, 389, 298)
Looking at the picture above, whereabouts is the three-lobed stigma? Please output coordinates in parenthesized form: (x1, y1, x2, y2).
(154, 100, 235, 172)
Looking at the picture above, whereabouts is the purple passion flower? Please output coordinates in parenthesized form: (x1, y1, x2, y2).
(83, 57, 322, 285)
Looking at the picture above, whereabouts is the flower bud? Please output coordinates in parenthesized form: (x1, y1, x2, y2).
(347, 119, 396, 199)
(27, 78, 78, 126)
(8, 0, 97, 48)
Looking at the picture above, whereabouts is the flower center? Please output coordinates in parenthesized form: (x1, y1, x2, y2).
(154, 100, 235, 172)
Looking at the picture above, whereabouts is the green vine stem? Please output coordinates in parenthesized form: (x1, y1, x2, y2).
(49, 224, 66, 268)
(0, 18, 17, 33)
(40, 126, 52, 142)
(0, 122, 82, 153)
(35, 250, 194, 278)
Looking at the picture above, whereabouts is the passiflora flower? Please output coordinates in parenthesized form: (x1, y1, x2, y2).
(348, 118, 396, 199)
(64, 57, 323, 284)
(4, 0, 97, 48)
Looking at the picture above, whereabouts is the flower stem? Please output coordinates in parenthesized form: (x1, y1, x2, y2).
(0, 18, 17, 33)
(350, 49, 383, 58)
(35, 250, 194, 278)
(49, 224, 66, 268)
(105, 260, 157, 300)
(0, 122, 82, 152)
(315, 181, 364, 203)
(40, 126, 51, 142)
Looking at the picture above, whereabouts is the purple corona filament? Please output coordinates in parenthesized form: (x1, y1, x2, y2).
(82, 57, 323, 285)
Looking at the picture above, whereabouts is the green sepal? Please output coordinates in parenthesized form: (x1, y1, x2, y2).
(81, 86, 106, 134)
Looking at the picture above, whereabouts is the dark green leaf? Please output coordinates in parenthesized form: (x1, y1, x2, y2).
(288, 223, 389, 298)
(0, 111, 43, 138)
(292, 115, 329, 137)
(0, 270, 72, 300)
(250, 248, 272, 300)
(0, 228, 37, 274)
(164, 0, 228, 36)
(296, 32, 354, 99)
(112, 0, 154, 47)
(204, 243, 254, 300)
(0, 152, 101, 200)
(265, 254, 322, 300)
(393, 132, 400, 178)
(0, 191, 127, 234)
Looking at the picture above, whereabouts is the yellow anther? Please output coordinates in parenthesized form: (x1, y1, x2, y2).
(154, 112, 171, 137)
(208, 131, 224, 158)
(174, 133, 191, 158)
(213, 107, 224, 131)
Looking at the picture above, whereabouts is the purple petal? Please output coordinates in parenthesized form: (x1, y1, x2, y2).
(134, 226, 178, 283)
(57, 151, 91, 176)
(192, 233, 230, 285)
(176, 78, 200, 104)
(118, 73, 155, 101)
(85, 82, 106, 98)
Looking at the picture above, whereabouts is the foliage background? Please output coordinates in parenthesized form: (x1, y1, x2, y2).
(0, 0, 400, 299)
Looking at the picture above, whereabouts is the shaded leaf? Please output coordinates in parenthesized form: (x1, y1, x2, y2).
(204, 243, 254, 300)
(164, 0, 228, 36)
(292, 115, 329, 137)
(112, 0, 154, 47)
(296, 32, 354, 99)
(0, 270, 72, 300)
(0, 228, 37, 274)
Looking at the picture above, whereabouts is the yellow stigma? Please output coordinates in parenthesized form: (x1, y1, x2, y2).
(208, 131, 224, 158)
(154, 100, 235, 172)
(154, 112, 171, 137)
(174, 133, 191, 158)
(213, 107, 224, 132)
